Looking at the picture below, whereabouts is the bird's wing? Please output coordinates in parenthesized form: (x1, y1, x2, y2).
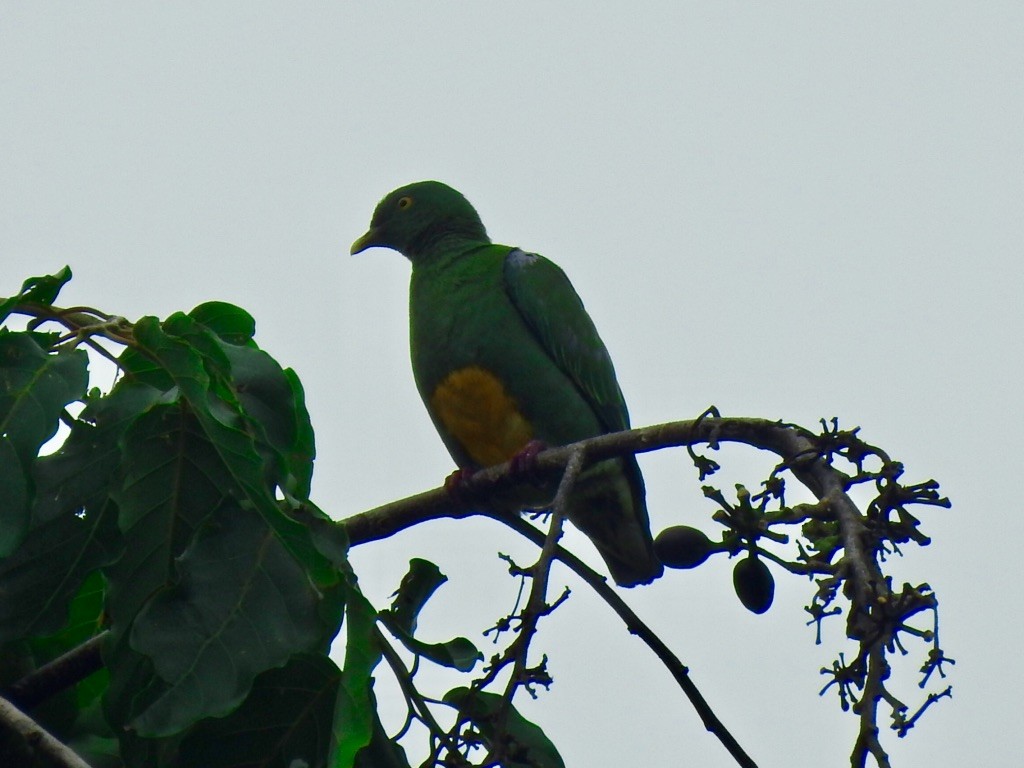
(501, 248, 631, 434)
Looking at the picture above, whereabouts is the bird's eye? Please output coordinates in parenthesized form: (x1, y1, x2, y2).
(397, 196, 413, 210)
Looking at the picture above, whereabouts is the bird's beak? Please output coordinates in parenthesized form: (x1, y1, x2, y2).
(350, 227, 380, 255)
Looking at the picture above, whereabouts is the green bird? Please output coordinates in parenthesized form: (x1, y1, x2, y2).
(352, 181, 662, 587)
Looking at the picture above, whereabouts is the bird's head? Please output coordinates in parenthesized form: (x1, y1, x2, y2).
(350, 180, 490, 262)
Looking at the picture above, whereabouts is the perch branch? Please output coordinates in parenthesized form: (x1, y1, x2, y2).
(342, 415, 877, 553)
(343, 417, 813, 545)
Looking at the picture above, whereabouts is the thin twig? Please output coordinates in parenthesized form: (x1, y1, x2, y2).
(484, 447, 585, 765)
(509, 445, 585, 687)
(374, 626, 462, 759)
(489, 511, 759, 768)
(81, 335, 122, 365)
(897, 685, 951, 736)
(12, 302, 135, 346)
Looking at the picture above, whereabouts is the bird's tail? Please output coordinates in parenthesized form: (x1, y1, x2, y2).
(567, 456, 663, 587)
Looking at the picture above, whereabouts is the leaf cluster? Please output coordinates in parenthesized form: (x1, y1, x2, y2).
(1, 270, 396, 766)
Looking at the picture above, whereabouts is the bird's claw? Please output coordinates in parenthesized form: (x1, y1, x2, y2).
(444, 467, 478, 506)
(509, 439, 548, 481)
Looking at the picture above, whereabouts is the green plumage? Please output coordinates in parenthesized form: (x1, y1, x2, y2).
(353, 181, 662, 587)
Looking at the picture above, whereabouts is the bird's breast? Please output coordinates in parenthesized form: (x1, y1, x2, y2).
(429, 365, 534, 467)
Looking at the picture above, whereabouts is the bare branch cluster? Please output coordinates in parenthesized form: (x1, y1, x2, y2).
(342, 410, 951, 767)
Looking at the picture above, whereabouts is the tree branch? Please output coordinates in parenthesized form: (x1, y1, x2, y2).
(3, 633, 106, 711)
(343, 417, 812, 546)
(0, 693, 94, 768)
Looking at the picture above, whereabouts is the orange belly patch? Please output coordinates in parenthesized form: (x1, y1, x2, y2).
(430, 366, 534, 467)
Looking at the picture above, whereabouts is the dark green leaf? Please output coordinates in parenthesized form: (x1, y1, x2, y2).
(284, 368, 315, 499)
(150, 311, 315, 502)
(0, 499, 120, 642)
(380, 619, 481, 672)
(132, 316, 337, 589)
(29, 570, 108, 709)
(220, 342, 315, 499)
(106, 401, 227, 626)
(161, 312, 235, 388)
(32, 380, 161, 525)
(151, 308, 315, 502)
(0, 332, 88, 464)
(117, 346, 175, 392)
(17, 266, 73, 307)
(102, 628, 166, 737)
(387, 558, 446, 636)
(30, 570, 105, 661)
(0, 332, 88, 554)
(378, 559, 481, 672)
(443, 687, 565, 768)
(130, 317, 213, 400)
(292, 502, 350, 569)
(0, 641, 34, 691)
(66, 729, 123, 768)
(354, 687, 411, 768)
(0, 295, 21, 325)
(188, 301, 256, 346)
(0, 440, 29, 556)
(129, 503, 337, 737)
(329, 583, 381, 768)
(21, 577, 110, 748)
(117, 727, 183, 768)
(179, 653, 341, 768)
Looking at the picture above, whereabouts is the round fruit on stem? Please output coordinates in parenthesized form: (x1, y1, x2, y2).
(733, 555, 775, 614)
(655, 525, 715, 569)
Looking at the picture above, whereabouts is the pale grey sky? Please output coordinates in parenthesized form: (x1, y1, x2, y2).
(2, 3, 1021, 766)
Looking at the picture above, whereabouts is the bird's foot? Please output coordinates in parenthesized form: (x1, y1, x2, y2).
(509, 439, 549, 481)
(444, 467, 478, 507)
